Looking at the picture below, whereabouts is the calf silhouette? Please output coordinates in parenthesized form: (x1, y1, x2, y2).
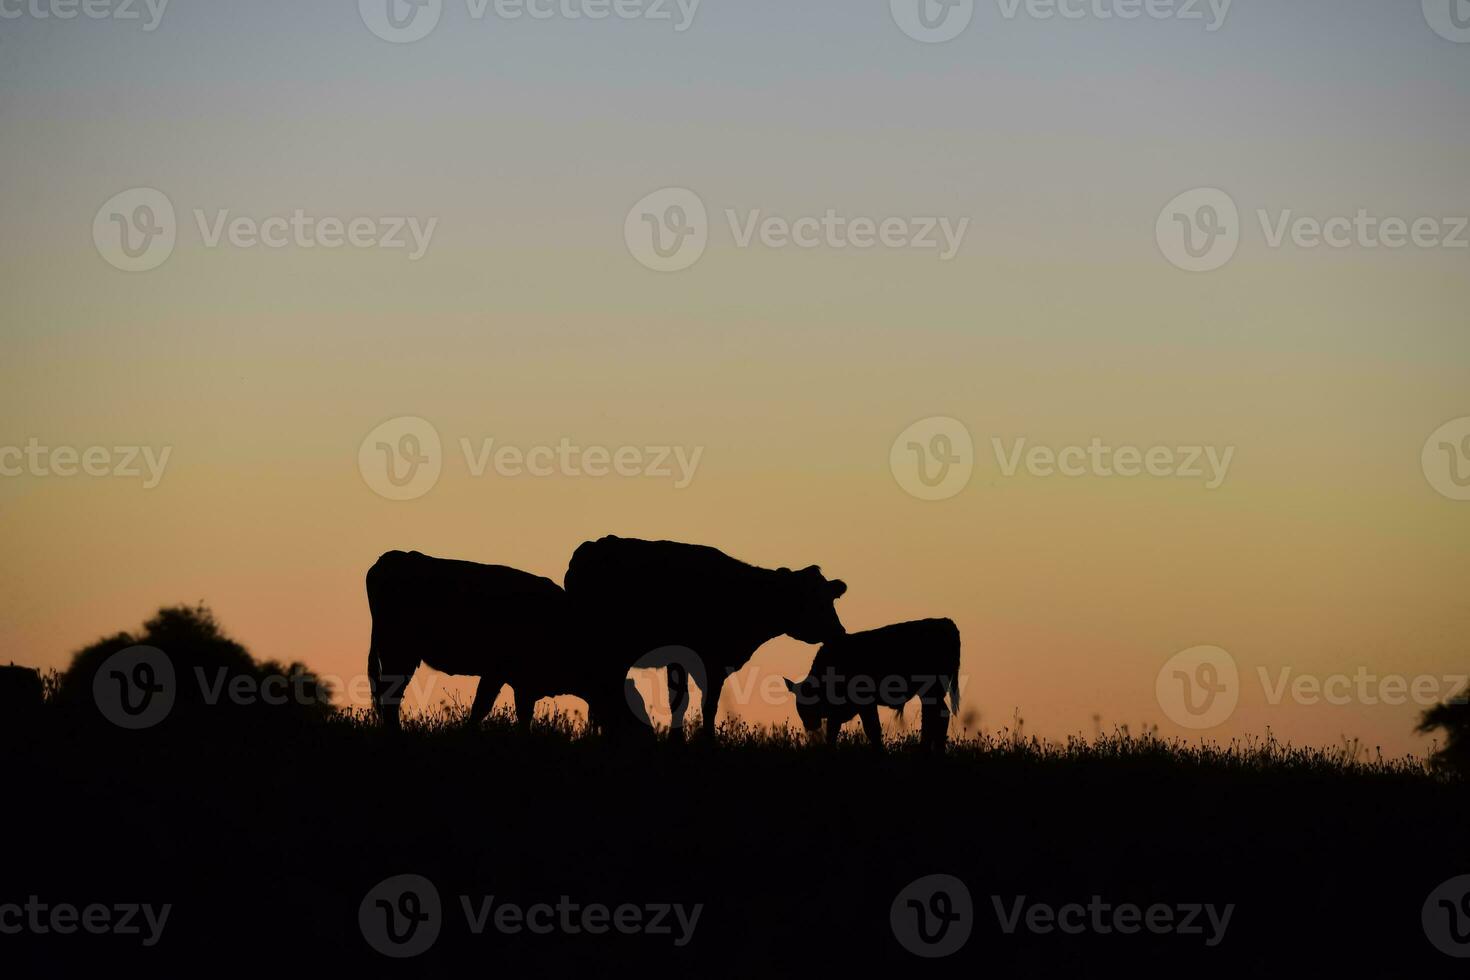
(564, 536, 847, 740)
(366, 550, 585, 731)
(785, 618, 960, 752)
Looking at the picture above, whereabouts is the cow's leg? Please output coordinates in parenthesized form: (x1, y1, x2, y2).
(513, 688, 538, 734)
(466, 678, 500, 729)
(858, 704, 885, 751)
(369, 635, 415, 731)
(699, 668, 728, 741)
(588, 676, 621, 738)
(666, 663, 689, 743)
(825, 716, 841, 746)
(920, 698, 945, 753)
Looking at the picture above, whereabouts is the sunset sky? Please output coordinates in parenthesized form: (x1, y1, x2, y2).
(1, 0, 1467, 755)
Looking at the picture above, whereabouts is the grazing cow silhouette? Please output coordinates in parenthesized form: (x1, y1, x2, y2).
(366, 550, 585, 731)
(564, 535, 848, 740)
(784, 618, 960, 752)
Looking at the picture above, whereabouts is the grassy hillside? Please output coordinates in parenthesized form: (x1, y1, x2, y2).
(5, 702, 1465, 975)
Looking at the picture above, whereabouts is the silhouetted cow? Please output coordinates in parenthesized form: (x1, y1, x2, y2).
(564, 535, 847, 739)
(366, 550, 585, 731)
(784, 618, 960, 752)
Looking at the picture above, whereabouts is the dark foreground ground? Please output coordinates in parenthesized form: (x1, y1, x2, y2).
(5, 708, 1467, 977)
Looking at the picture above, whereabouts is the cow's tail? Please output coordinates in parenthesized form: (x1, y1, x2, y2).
(941, 619, 961, 724)
(941, 672, 960, 723)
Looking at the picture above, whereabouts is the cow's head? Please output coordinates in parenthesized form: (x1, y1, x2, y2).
(778, 565, 847, 644)
(783, 675, 824, 735)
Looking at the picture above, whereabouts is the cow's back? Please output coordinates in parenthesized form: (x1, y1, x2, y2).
(368, 551, 568, 675)
(813, 618, 960, 678)
(565, 536, 766, 644)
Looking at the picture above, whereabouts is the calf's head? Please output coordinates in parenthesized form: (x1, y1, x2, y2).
(783, 675, 825, 736)
(776, 565, 847, 644)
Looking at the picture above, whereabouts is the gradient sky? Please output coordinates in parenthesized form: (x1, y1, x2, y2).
(1, 0, 1467, 754)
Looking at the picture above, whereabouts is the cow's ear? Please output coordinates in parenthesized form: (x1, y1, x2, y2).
(829, 579, 847, 599)
(783, 677, 799, 693)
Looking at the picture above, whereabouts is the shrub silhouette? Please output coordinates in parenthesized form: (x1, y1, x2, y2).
(54, 603, 334, 728)
(1418, 696, 1470, 778)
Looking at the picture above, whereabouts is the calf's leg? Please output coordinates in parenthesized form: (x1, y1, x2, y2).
(513, 688, 538, 733)
(466, 678, 501, 728)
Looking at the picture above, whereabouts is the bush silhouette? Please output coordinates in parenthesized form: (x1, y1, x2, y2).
(54, 603, 334, 728)
(1419, 696, 1470, 778)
